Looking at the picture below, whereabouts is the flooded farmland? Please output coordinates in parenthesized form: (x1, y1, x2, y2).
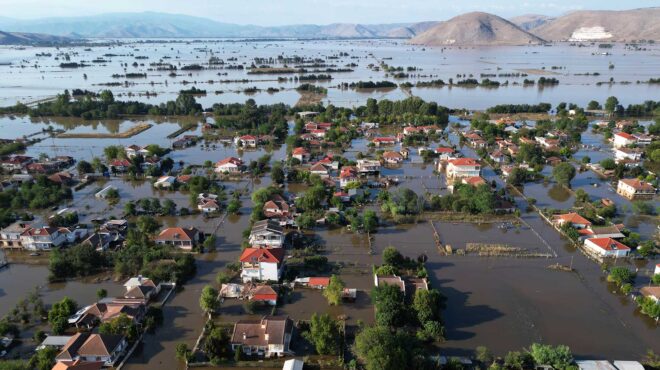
(1, 40, 659, 110)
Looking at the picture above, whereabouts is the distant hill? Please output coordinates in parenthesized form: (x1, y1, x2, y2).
(0, 12, 435, 39)
(531, 8, 660, 41)
(0, 30, 74, 45)
(410, 12, 546, 46)
(509, 14, 553, 31)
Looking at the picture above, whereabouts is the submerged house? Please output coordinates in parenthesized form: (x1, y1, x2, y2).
(239, 247, 285, 282)
(154, 227, 202, 250)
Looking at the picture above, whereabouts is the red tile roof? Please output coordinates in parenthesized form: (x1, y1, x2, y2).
(155, 227, 199, 241)
(553, 212, 591, 226)
(216, 157, 243, 166)
(619, 178, 655, 192)
(448, 158, 479, 166)
(240, 248, 285, 264)
(615, 132, 635, 140)
(308, 277, 330, 287)
(586, 238, 630, 252)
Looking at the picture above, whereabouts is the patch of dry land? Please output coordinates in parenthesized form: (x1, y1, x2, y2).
(57, 121, 152, 138)
(296, 91, 325, 107)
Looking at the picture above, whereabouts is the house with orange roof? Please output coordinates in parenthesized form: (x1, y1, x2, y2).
(245, 284, 278, 306)
(291, 147, 310, 163)
(613, 132, 636, 148)
(215, 157, 244, 173)
(552, 213, 591, 229)
(584, 238, 630, 258)
(20, 226, 66, 250)
(382, 151, 404, 164)
(52, 360, 104, 370)
(240, 247, 285, 282)
(616, 179, 656, 200)
(446, 158, 481, 179)
(372, 137, 396, 147)
(55, 333, 127, 367)
(154, 227, 201, 250)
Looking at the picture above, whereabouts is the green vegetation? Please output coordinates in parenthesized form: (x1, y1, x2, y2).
(323, 275, 345, 306)
(0, 89, 203, 119)
(305, 313, 341, 355)
(486, 103, 552, 114)
(200, 285, 219, 315)
(429, 184, 499, 214)
(48, 297, 77, 334)
(552, 163, 576, 187)
(212, 99, 288, 140)
(0, 175, 72, 211)
(49, 244, 108, 281)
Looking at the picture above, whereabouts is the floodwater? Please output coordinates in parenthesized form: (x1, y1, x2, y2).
(0, 39, 658, 366)
(1, 40, 659, 110)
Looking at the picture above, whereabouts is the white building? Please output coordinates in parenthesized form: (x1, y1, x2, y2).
(249, 220, 284, 248)
(239, 248, 285, 282)
(20, 227, 66, 250)
(215, 157, 244, 173)
(446, 158, 481, 179)
(584, 237, 630, 258)
(612, 132, 636, 148)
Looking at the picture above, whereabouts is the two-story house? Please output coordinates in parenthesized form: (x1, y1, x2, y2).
(154, 227, 202, 250)
(20, 227, 66, 250)
(56, 333, 128, 367)
(248, 220, 284, 248)
(240, 247, 285, 282)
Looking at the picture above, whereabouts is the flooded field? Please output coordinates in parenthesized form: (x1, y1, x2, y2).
(1, 40, 659, 110)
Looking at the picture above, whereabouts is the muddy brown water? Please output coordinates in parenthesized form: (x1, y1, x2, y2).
(0, 111, 658, 367)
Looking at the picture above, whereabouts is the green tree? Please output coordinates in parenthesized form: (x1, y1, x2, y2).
(363, 210, 378, 233)
(203, 327, 231, 361)
(607, 267, 636, 286)
(413, 289, 445, 324)
(354, 326, 416, 370)
(604, 96, 619, 114)
(552, 163, 576, 187)
(175, 343, 191, 361)
(48, 297, 77, 334)
(323, 275, 345, 306)
(529, 343, 574, 369)
(475, 346, 494, 366)
(382, 246, 403, 267)
(76, 160, 93, 174)
(136, 215, 160, 234)
(28, 346, 57, 370)
(307, 313, 341, 355)
(271, 163, 285, 185)
(99, 313, 138, 341)
(96, 288, 107, 300)
(371, 284, 406, 328)
(200, 285, 218, 315)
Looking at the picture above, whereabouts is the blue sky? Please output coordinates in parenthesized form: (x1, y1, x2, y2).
(0, 0, 657, 25)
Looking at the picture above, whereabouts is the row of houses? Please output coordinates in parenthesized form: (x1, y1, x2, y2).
(552, 213, 631, 258)
(0, 220, 125, 251)
(0, 155, 74, 174)
(40, 277, 163, 369)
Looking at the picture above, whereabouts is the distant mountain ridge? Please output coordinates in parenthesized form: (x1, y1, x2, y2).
(0, 12, 437, 39)
(0, 8, 657, 45)
(509, 14, 554, 31)
(0, 30, 74, 45)
(530, 8, 660, 42)
(410, 12, 546, 46)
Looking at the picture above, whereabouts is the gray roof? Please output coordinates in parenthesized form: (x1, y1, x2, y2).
(251, 219, 283, 235)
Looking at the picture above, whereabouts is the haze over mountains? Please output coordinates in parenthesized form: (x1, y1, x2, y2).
(0, 8, 658, 45)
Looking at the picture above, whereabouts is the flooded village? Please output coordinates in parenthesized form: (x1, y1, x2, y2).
(0, 33, 659, 370)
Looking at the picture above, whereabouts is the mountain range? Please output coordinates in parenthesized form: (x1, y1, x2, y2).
(0, 8, 658, 45)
